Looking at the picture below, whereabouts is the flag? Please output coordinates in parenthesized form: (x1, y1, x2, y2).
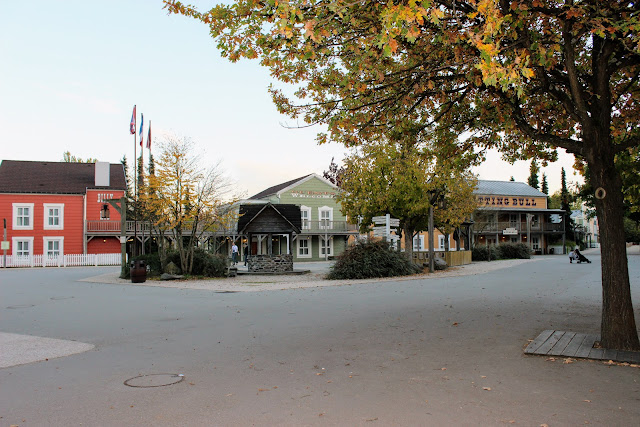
(129, 105, 136, 134)
(139, 113, 144, 147)
(146, 121, 152, 149)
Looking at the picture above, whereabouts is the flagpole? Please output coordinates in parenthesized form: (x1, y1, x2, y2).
(140, 122, 145, 255)
(133, 114, 138, 260)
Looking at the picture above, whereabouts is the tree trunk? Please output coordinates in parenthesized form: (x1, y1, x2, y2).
(588, 145, 640, 351)
(403, 224, 414, 263)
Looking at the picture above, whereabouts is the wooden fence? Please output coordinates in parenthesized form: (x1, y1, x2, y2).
(1, 253, 121, 268)
(412, 250, 472, 267)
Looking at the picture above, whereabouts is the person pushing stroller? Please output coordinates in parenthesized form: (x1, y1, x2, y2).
(569, 248, 591, 263)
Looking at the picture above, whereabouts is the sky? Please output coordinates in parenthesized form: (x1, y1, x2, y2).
(0, 1, 581, 198)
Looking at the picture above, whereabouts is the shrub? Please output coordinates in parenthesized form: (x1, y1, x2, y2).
(134, 252, 162, 276)
(472, 246, 500, 261)
(155, 248, 228, 277)
(497, 243, 531, 259)
(472, 243, 530, 261)
(327, 241, 421, 280)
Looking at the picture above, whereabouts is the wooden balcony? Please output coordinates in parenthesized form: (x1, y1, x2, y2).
(298, 220, 359, 235)
(473, 221, 564, 233)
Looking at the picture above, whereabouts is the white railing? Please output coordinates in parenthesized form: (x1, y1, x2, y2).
(1, 253, 121, 268)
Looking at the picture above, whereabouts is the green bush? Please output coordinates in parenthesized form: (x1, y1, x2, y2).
(472, 243, 531, 261)
(497, 243, 531, 259)
(143, 248, 228, 277)
(327, 241, 421, 280)
(472, 246, 500, 261)
(134, 252, 162, 276)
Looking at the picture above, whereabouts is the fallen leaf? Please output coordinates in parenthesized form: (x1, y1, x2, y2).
(452, 322, 459, 326)
(563, 358, 575, 364)
(483, 387, 492, 391)
(258, 388, 270, 392)
(541, 424, 549, 427)
(481, 376, 487, 378)
(441, 367, 447, 371)
(583, 400, 591, 403)
(188, 382, 195, 385)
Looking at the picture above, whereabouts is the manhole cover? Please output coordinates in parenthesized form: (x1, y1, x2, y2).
(124, 374, 185, 388)
(7, 304, 35, 309)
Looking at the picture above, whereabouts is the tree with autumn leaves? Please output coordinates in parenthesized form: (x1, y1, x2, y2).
(165, 0, 640, 350)
(142, 134, 237, 275)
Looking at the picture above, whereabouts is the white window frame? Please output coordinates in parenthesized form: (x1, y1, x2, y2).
(43, 203, 64, 230)
(413, 235, 425, 251)
(43, 237, 64, 258)
(297, 237, 312, 258)
(12, 236, 34, 257)
(13, 203, 34, 230)
(438, 235, 445, 250)
(320, 236, 333, 256)
(300, 205, 311, 230)
(532, 236, 540, 250)
(318, 206, 333, 230)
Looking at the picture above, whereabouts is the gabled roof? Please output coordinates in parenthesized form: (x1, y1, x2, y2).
(237, 203, 301, 233)
(248, 174, 313, 200)
(475, 180, 547, 197)
(248, 173, 338, 200)
(0, 160, 127, 194)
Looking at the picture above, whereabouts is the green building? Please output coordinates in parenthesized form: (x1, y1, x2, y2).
(246, 174, 359, 261)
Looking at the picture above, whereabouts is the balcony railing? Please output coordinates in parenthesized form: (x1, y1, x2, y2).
(299, 220, 359, 234)
(87, 219, 360, 235)
(473, 221, 564, 233)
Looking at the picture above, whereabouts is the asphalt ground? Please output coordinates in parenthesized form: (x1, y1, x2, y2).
(0, 247, 638, 426)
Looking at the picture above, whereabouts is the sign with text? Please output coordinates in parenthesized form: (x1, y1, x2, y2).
(1, 241, 9, 250)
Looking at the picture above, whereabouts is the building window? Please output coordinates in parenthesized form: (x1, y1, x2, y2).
(413, 235, 424, 251)
(531, 236, 540, 250)
(438, 235, 445, 250)
(320, 236, 333, 256)
(13, 203, 34, 230)
(300, 205, 311, 230)
(510, 214, 518, 227)
(297, 237, 311, 258)
(43, 204, 64, 230)
(319, 206, 333, 229)
(44, 237, 64, 258)
(12, 237, 34, 257)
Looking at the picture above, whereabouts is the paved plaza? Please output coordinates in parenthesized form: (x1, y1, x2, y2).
(0, 247, 638, 426)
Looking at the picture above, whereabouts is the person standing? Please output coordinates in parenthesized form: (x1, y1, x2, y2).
(231, 242, 239, 265)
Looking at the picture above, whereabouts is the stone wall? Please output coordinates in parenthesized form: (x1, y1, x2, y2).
(248, 254, 294, 273)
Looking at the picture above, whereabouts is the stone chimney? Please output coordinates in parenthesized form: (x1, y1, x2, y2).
(95, 161, 110, 187)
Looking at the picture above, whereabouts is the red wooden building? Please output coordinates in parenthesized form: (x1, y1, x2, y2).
(0, 160, 126, 259)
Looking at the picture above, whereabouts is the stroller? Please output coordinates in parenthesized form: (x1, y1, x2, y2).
(571, 249, 591, 264)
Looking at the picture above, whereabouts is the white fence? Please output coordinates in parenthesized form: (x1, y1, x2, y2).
(1, 253, 121, 268)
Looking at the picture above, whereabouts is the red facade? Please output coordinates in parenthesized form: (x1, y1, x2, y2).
(0, 161, 126, 257)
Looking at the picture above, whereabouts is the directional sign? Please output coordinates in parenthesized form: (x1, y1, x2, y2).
(389, 220, 400, 226)
(372, 216, 387, 223)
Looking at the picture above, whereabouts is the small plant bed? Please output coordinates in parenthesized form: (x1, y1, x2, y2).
(327, 241, 422, 280)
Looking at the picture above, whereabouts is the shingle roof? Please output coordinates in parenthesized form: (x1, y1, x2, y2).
(0, 160, 127, 194)
(237, 203, 302, 233)
(475, 180, 546, 197)
(248, 174, 312, 200)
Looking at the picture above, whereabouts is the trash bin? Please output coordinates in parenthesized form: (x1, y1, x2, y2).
(130, 260, 147, 283)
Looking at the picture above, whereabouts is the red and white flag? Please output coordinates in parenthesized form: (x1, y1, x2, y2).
(129, 105, 136, 134)
(139, 113, 144, 147)
(146, 121, 152, 149)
